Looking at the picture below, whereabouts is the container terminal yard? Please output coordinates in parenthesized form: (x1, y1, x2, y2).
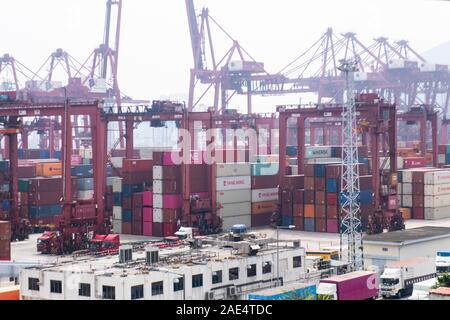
(1, 0, 450, 302)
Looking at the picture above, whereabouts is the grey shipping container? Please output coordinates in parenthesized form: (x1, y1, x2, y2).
(216, 189, 252, 204)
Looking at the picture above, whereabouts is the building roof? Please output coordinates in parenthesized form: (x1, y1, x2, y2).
(363, 227, 450, 245)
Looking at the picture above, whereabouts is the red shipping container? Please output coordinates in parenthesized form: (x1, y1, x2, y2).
(251, 213, 272, 228)
(304, 190, 315, 204)
(327, 219, 339, 233)
(143, 207, 153, 223)
(315, 218, 327, 232)
(360, 204, 373, 218)
(326, 205, 338, 219)
(122, 222, 132, 235)
(0, 240, 11, 261)
(122, 159, 154, 173)
(153, 151, 179, 166)
(152, 222, 164, 237)
(28, 192, 63, 206)
(387, 195, 398, 210)
(0, 221, 11, 240)
(326, 193, 338, 205)
(123, 171, 153, 184)
(132, 221, 142, 236)
(293, 189, 304, 204)
(403, 157, 427, 169)
(315, 205, 326, 219)
(304, 177, 315, 191)
(304, 164, 315, 177)
(360, 176, 372, 190)
(281, 175, 304, 190)
(143, 222, 153, 237)
(18, 165, 36, 179)
(315, 191, 326, 205)
(163, 223, 177, 237)
(122, 196, 132, 210)
(412, 183, 424, 196)
(190, 176, 208, 193)
(252, 176, 278, 189)
(413, 207, 424, 219)
(326, 164, 341, 179)
(143, 191, 153, 207)
(73, 205, 96, 219)
(293, 204, 304, 217)
(132, 207, 142, 222)
(111, 149, 140, 158)
(132, 193, 144, 208)
(162, 209, 181, 224)
(315, 178, 326, 191)
(412, 195, 424, 208)
(293, 216, 304, 231)
(153, 180, 180, 194)
(154, 166, 181, 180)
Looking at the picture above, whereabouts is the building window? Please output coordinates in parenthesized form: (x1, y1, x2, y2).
(151, 281, 164, 296)
(229, 267, 239, 281)
(192, 274, 203, 288)
(212, 271, 222, 284)
(247, 264, 257, 277)
(173, 277, 184, 292)
(102, 286, 116, 300)
(28, 278, 40, 291)
(262, 262, 272, 274)
(50, 280, 62, 294)
(131, 285, 144, 300)
(293, 256, 302, 268)
(79, 283, 91, 297)
(382, 248, 388, 252)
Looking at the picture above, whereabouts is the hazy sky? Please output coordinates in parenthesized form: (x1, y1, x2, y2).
(1, 0, 449, 112)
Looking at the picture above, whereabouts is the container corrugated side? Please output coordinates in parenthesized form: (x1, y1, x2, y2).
(216, 189, 251, 204)
(218, 202, 251, 218)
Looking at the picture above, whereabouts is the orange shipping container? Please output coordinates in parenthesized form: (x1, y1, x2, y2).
(36, 162, 62, 177)
(251, 201, 278, 215)
(399, 208, 411, 221)
(0, 286, 20, 300)
(304, 204, 315, 218)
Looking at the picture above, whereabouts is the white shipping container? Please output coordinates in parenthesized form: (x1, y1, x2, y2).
(221, 215, 252, 231)
(424, 194, 450, 208)
(77, 190, 94, 200)
(288, 158, 298, 166)
(402, 183, 412, 195)
(139, 148, 153, 159)
(398, 183, 402, 195)
(218, 202, 251, 218)
(251, 188, 279, 202)
(424, 206, 450, 220)
(305, 146, 333, 159)
(216, 189, 251, 204)
(438, 154, 446, 165)
(106, 177, 114, 187)
(305, 157, 341, 164)
(402, 195, 412, 207)
(112, 177, 123, 192)
(290, 165, 298, 175)
(110, 157, 123, 168)
(112, 220, 122, 234)
(215, 163, 251, 177)
(153, 208, 163, 223)
(397, 157, 404, 170)
(401, 170, 413, 183)
(424, 171, 450, 185)
(216, 176, 251, 191)
(424, 184, 450, 196)
(113, 206, 122, 220)
(153, 179, 179, 194)
(153, 166, 163, 180)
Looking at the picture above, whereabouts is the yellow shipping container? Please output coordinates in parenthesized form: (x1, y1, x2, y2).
(36, 162, 62, 177)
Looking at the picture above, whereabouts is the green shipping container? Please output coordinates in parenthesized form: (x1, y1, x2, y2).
(18, 179, 29, 192)
(251, 162, 279, 176)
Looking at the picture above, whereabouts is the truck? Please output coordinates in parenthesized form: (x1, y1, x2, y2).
(380, 257, 436, 299)
(436, 250, 450, 275)
(316, 271, 379, 300)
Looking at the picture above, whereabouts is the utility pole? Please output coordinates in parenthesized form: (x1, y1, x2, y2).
(338, 59, 363, 272)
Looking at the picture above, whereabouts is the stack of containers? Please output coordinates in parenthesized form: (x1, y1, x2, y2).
(0, 221, 11, 261)
(398, 168, 450, 220)
(215, 163, 252, 231)
(250, 161, 279, 227)
(0, 161, 10, 219)
(112, 177, 123, 234)
(142, 191, 153, 236)
(122, 159, 153, 235)
(153, 152, 182, 237)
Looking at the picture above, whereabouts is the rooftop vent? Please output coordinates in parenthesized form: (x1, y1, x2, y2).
(145, 246, 159, 265)
(119, 245, 133, 264)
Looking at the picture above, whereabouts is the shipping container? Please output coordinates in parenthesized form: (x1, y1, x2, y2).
(221, 215, 251, 231)
(216, 176, 251, 191)
(251, 201, 278, 215)
(251, 212, 272, 227)
(251, 176, 278, 189)
(251, 188, 278, 202)
(304, 218, 315, 232)
(251, 162, 279, 176)
(143, 207, 153, 223)
(218, 202, 251, 218)
(215, 163, 251, 177)
(153, 194, 182, 209)
(153, 165, 181, 180)
(216, 189, 252, 204)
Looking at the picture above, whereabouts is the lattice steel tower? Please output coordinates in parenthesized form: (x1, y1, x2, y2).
(338, 59, 363, 271)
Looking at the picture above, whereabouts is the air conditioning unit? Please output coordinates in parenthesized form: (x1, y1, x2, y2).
(227, 286, 237, 297)
(205, 291, 215, 300)
(145, 246, 159, 265)
(119, 245, 133, 264)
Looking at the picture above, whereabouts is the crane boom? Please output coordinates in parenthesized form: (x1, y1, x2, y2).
(185, 0, 204, 71)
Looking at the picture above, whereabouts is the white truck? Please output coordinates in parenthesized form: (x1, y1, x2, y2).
(436, 250, 450, 275)
(380, 257, 436, 299)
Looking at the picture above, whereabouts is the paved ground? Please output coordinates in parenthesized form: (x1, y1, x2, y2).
(9, 218, 450, 264)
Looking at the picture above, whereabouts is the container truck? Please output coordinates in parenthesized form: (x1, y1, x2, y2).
(316, 271, 379, 300)
(380, 257, 436, 299)
(436, 250, 450, 275)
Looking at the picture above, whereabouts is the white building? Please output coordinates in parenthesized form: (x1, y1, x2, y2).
(20, 237, 307, 300)
(363, 226, 450, 273)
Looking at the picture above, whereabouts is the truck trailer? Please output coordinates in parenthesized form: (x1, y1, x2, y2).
(380, 257, 436, 299)
(316, 271, 379, 300)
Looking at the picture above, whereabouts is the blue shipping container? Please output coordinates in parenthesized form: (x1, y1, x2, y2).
(304, 218, 315, 232)
(314, 164, 326, 177)
(281, 216, 293, 227)
(71, 165, 93, 178)
(122, 209, 132, 222)
(0, 160, 10, 172)
(29, 204, 62, 218)
(326, 179, 338, 193)
(2, 199, 10, 211)
(360, 190, 373, 205)
(122, 184, 144, 197)
(286, 146, 298, 156)
(358, 157, 370, 165)
(247, 284, 317, 300)
(55, 150, 62, 160)
(113, 193, 122, 206)
(39, 150, 50, 159)
(77, 178, 94, 191)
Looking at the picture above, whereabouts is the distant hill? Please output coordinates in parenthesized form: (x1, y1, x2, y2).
(423, 40, 450, 65)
